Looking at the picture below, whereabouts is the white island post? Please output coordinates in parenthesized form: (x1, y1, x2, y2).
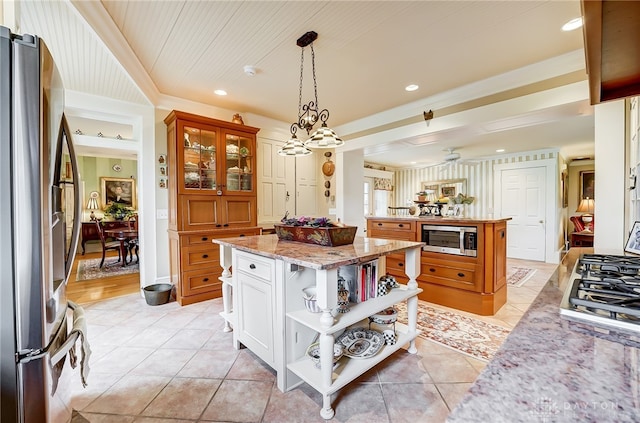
(215, 234, 423, 419)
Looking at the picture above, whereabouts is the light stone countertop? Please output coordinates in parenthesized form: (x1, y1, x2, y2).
(213, 234, 424, 270)
(447, 263, 640, 423)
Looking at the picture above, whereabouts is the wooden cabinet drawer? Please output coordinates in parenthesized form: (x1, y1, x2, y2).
(182, 268, 222, 297)
(385, 253, 406, 273)
(181, 245, 220, 270)
(236, 251, 274, 282)
(367, 219, 417, 241)
(369, 220, 415, 232)
(419, 262, 480, 292)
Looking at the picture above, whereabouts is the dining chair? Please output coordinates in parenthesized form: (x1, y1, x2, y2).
(127, 214, 139, 264)
(95, 220, 121, 268)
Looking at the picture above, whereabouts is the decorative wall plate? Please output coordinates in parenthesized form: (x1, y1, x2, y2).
(336, 328, 383, 359)
(112, 164, 122, 172)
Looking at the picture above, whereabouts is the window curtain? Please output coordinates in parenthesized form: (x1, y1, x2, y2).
(374, 177, 393, 191)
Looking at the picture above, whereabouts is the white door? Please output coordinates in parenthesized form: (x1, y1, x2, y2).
(295, 154, 318, 216)
(257, 139, 295, 222)
(500, 167, 546, 260)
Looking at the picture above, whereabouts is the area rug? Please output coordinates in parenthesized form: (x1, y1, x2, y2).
(507, 266, 536, 287)
(76, 258, 139, 281)
(396, 302, 510, 362)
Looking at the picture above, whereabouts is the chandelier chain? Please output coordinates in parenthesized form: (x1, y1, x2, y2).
(298, 47, 304, 117)
(311, 44, 319, 109)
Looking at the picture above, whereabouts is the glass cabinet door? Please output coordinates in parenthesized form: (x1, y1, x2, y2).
(183, 126, 217, 191)
(225, 133, 253, 193)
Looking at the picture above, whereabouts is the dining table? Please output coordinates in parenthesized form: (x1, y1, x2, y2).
(104, 228, 138, 267)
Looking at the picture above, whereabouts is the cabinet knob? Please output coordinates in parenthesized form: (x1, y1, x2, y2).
(202, 254, 209, 259)
(457, 272, 465, 278)
(398, 224, 404, 227)
(239, 234, 245, 237)
(201, 237, 208, 241)
(249, 264, 256, 269)
(398, 262, 403, 267)
(429, 268, 436, 272)
(377, 223, 382, 226)
(216, 224, 222, 228)
(223, 224, 229, 227)
(203, 277, 209, 282)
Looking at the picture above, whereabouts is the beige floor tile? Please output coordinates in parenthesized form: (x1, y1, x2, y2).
(151, 311, 200, 329)
(159, 328, 213, 349)
(75, 412, 135, 423)
(382, 383, 449, 423)
(84, 374, 171, 415)
(262, 384, 327, 423)
(464, 356, 488, 373)
(436, 382, 474, 411)
(124, 326, 179, 348)
(225, 349, 276, 381)
(376, 349, 433, 384)
(133, 417, 195, 423)
(331, 383, 389, 423)
(200, 379, 272, 421)
(90, 325, 143, 346)
(91, 346, 155, 375)
(69, 373, 123, 411)
(131, 348, 196, 377)
(201, 327, 236, 350)
(421, 353, 480, 383)
(177, 348, 240, 379)
(141, 377, 221, 420)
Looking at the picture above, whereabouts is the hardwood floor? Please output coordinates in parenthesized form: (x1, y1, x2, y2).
(67, 251, 141, 305)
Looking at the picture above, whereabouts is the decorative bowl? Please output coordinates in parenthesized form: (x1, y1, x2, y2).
(274, 224, 357, 247)
(369, 307, 398, 325)
(306, 342, 343, 367)
(302, 286, 321, 313)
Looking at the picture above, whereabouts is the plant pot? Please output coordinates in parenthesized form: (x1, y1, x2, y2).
(417, 195, 426, 201)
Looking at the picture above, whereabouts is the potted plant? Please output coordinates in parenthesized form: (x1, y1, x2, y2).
(104, 202, 134, 220)
(416, 190, 429, 201)
(448, 194, 475, 217)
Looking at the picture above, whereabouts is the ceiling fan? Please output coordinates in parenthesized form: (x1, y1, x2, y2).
(426, 148, 476, 169)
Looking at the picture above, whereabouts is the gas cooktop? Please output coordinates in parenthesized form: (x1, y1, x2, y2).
(560, 254, 640, 333)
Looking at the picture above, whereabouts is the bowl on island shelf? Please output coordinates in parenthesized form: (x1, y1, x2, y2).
(274, 214, 357, 247)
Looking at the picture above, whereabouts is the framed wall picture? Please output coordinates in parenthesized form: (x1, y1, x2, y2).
(101, 177, 137, 209)
(625, 221, 640, 255)
(579, 170, 595, 201)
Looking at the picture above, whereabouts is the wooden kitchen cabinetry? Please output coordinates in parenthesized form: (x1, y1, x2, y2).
(165, 110, 262, 305)
(366, 217, 508, 315)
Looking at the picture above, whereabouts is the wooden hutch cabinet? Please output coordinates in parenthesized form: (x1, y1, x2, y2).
(164, 110, 262, 305)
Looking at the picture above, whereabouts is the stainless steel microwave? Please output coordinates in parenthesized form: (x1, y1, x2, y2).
(421, 224, 477, 257)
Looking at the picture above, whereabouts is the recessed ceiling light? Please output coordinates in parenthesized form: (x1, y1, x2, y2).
(214, 89, 227, 96)
(562, 17, 583, 31)
(496, 149, 505, 153)
(405, 84, 419, 92)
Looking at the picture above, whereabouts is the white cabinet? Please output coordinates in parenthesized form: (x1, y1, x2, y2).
(233, 251, 276, 368)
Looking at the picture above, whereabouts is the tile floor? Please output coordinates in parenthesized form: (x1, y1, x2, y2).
(70, 258, 558, 423)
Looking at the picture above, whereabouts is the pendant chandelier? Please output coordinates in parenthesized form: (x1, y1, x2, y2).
(278, 31, 343, 157)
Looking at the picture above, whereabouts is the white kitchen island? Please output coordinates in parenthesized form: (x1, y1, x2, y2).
(213, 234, 423, 419)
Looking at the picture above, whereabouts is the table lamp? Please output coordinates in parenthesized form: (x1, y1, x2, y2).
(87, 191, 100, 221)
(576, 197, 594, 232)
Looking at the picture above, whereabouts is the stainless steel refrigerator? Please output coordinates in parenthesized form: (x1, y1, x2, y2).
(0, 26, 86, 422)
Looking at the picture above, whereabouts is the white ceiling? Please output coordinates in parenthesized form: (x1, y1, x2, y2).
(18, 0, 593, 167)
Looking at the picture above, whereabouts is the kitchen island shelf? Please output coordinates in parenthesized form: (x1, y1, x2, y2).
(286, 285, 421, 335)
(286, 321, 418, 396)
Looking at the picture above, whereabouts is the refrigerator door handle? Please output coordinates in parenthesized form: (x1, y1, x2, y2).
(16, 303, 69, 364)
